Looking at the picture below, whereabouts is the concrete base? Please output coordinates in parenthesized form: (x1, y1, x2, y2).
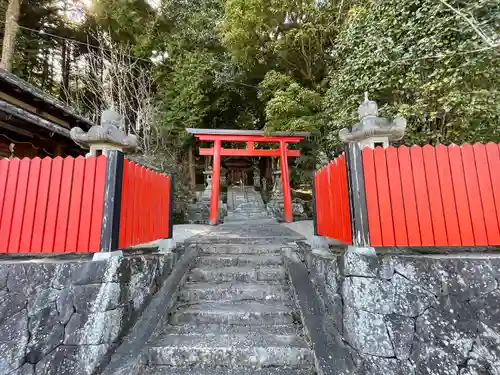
(346, 245, 376, 256)
(129, 225, 213, 253)
(308, 235, 329, 250)
(92, 250, 124, 261)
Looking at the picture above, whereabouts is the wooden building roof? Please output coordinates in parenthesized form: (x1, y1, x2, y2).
(0, 69, 96, 157)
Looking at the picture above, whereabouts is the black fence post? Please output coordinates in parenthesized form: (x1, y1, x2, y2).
(311, 173, 318, 236)
(100, 150, 124, 252)
(168, 173, 175, 239)
(345, 143, 370, 247)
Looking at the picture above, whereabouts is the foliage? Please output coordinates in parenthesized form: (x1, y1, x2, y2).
(221, 0, 346, 85)
(259, 70, 324, 132)
(324, 0, 500, 147)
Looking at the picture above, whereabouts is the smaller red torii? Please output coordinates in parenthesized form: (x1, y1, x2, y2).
(186, 128, 309, 224)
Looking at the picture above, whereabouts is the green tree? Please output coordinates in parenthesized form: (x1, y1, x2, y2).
(324, 0, 500, 147)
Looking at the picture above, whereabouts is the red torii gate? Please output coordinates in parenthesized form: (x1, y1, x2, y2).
(186, 128, 309, 224)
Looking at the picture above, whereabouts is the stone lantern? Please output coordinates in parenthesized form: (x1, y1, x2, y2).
(201, 167, 213, 201)
(253, 164, 261, 188)
(339, 93, 406, 148)
(70, 109, 138, 156)
(271, 168, 284, 203)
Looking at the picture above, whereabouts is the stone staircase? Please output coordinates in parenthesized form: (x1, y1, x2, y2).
(140, 241, 315, 375)
(224, 186, 275, 223)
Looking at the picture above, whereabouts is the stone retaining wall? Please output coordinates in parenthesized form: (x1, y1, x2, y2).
(296, 243, 500, 375)
(0, 247, 185, 375)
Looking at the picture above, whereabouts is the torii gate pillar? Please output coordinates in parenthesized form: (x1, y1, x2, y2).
(186, 128, 310, 225)
(210, 140, 222, 225)
(279, 141, 293, 222)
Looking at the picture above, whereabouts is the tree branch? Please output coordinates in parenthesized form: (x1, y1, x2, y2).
(438, 0, 499, 48)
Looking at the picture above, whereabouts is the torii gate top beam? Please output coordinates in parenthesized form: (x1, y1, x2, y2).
(186, 128, 310, 144)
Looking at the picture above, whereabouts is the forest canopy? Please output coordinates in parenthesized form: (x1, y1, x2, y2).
(1, 0, 499, 165)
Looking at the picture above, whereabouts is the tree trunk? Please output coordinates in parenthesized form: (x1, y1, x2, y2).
(59, 40, 71, 101)
(41, 48, 49, 89)
(0, 0, 22, 72)
(189, 143, 196, 191)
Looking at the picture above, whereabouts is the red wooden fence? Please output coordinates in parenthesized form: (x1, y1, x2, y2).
(0, 156, 107, 253)
(314, 154, 352, 244)
(363, 143, 500, 246)
(119, 159, 172, 249)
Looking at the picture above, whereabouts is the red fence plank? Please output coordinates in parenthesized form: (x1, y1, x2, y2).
(119, 159, 130, 248)
(386, 147, 408, 246)
(126, 162, 138, 248)
(410, 146, 434, 246)
(66, 157, 86, 252)
(461, 144, 488, 245)
(31, 158, 52, 251)
(42, 157, 63, 252)
(334, 161, 343, 241)
(448, 145, 475, 246)
(435, 145, 461, 246)
(8, 158, 31, 251)
(340, 155, 352, 243)
(77, 157, 97, 252)
(132, 163, 141, 245)
(373, 147, 395, 246)
(20, 158, 41, 251)
(88, 155, 107, 252)
(145, 169, 153, 242)
(0, 158, 20, 249)
(54, 157, 75, 252)
(398, 146, 421, 246)
(165, 175, 171, 238)
(485, 143, 500, 242)
(362, 148, 382, 246)
(422, 145, 448, 246)
(327, 162, 336, 239)
(474, 143, 500, 244)
(0, 159, 9, 218)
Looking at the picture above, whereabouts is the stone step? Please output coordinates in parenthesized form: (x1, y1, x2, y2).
(225, 213, 269, 218)
(225, 216, 270, 222)
(227, 210, 269, 217)
(179, 282, 289, 302)
(169, 301, 297, 325)
(197, 254, 283, 267)
(231, 209, 267, 214)
(143, 366, 314, 375)
(157, 324, 299, 336)
(188, 266, 286, 283)
(221, 218, 279, 226)
(224, 215, 271, 222)
(229, 212, 264, 216)
(145, 333, 313, 368)
(201, 244, 282, 255)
